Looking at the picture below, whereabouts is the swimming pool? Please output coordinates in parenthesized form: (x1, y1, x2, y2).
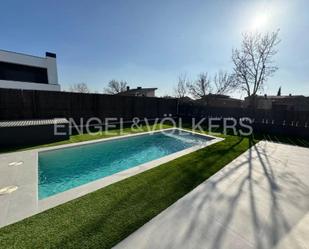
(39, 129, 217, 199)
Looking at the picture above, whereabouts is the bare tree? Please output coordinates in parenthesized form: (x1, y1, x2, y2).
(187, 73, 212, 99)
(174, 74, 189, 98)
(232, 30, 280, 97)
(104, 80, 128, 94)
(213, 71, 237, 95)
(69, 83, 90, 93)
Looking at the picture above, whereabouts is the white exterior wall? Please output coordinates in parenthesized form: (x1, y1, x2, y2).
(0, 80, 60, 91)
(0, 50, 60, 91)
(46, 56, 58, 85)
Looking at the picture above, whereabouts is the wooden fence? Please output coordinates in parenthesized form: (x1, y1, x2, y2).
(1, 88, 309, 138)
(0, 89, 177, 122)
(178, 102, 309, 138)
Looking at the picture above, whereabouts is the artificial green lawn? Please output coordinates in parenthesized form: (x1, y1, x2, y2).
(0, 130, 256, 249)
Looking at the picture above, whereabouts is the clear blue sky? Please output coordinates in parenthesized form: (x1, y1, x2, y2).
(1, 0, 308, 98)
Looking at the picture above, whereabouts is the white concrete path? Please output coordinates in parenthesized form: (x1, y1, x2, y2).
(114, 141, 309, 249)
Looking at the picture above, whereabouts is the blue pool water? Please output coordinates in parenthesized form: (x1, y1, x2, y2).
(39, 129, 213, 199)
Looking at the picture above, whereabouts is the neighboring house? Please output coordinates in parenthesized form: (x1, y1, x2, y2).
(198, 94, 243, 108)
(118, 86, 157, 97)
(244, 95, 309, 111)
(0, 49, 60, 91)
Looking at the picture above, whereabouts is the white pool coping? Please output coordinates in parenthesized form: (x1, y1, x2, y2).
(0, 128, 223, 228)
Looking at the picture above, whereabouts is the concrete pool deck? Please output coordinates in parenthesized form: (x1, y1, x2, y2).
(113, 141, 309, 249)
(0, 128, 223, 228)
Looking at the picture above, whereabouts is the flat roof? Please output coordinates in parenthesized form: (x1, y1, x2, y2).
(0, 49, 56, 59)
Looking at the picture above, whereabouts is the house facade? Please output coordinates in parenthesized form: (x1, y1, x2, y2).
(0, 50, 60, 91)
(118, 86, 157, 97)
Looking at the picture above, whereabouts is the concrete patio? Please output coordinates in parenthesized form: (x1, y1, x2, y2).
(114, 141, 309, 249)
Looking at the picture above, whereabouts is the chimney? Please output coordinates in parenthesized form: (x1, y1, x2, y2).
(137, 86, 142, 90)
(46, 52, 56, 58)
(126, 86, 130, 91)
(45, 52, 58, 85)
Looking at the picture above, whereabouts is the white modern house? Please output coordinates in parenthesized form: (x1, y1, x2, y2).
(0, 49, 60, 91)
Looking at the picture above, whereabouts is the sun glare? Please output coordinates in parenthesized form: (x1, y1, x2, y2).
(250, 12, 269, 30)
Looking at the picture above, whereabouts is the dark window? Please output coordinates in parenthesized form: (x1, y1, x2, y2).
(0, 61, 48, 84)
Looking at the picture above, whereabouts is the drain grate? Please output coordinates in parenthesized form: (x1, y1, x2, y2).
(0, 186, 18, 195)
